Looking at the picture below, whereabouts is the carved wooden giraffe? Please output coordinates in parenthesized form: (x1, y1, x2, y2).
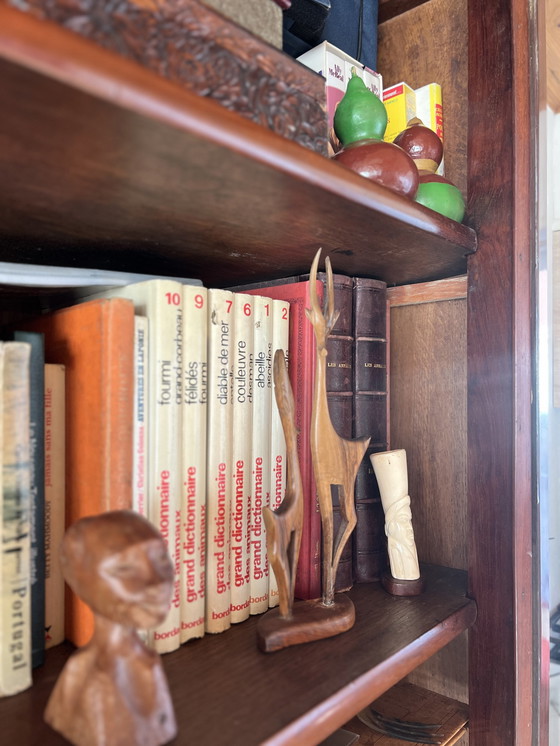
(306, 249, 371, 606)
(262, 349, 304, 619)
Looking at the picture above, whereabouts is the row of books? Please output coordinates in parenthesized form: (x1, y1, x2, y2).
(0, 260, 389, 693)
(231, 271, 390, 598)
(18, 280, 292, 656)
(0, 333, 66, 697)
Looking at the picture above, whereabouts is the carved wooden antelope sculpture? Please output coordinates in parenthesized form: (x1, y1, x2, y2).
(306, 249, 371, 606)
(262, 349, 304, 619)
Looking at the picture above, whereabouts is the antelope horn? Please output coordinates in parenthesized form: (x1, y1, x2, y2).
(308, 248, 323, 318)
(324, 255, 339, 332)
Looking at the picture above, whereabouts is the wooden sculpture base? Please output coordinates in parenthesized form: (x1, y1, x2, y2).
(257, 594, 355, 653)
(382, 572, 425, 597)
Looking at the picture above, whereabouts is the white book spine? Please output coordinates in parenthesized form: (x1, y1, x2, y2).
(0, 343, 32, 697)
(133, 316, 148, 518)
(180, 286, 208, 643)
(249, 296, 272, 615)
(230, 294, 253, 623)
(44, 363, 65, 650)
(267, 300, 290, 608)
(149, 283, 183, 652)
(205, 289, 234, 633)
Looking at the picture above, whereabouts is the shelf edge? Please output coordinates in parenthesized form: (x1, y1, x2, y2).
(264, 597, 477, 746)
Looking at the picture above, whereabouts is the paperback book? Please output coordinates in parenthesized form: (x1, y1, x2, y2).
(180, 285, 208, 642)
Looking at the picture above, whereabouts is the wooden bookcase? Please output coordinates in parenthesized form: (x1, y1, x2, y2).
(0, 1, 541, 744)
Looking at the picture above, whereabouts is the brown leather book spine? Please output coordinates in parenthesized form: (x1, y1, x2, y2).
(320, 273, 355, 592)
(352, 278, 389, 583)
(326, 392, 354, 592)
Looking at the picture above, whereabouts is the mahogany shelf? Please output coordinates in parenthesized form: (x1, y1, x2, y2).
(0, 6, 476, 289)
(2, 565, 476, 745)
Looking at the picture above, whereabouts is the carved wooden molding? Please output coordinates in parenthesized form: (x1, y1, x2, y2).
(9, 0, 327, 154)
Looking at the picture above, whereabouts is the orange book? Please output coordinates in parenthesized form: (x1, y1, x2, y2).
(23, 297, 135, 646)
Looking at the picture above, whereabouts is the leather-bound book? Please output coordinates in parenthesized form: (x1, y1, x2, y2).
(352, 277, 389, 583)
(327, 391, 354, 592)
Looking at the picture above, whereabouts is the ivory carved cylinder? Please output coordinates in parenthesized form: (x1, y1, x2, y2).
(370, 449, 421, 581)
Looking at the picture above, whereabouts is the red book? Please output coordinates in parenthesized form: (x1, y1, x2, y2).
(235, 280, 323, 600)
(22, 297, 135, 646)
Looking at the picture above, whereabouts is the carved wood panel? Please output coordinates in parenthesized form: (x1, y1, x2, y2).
(8, 0, 328, 154)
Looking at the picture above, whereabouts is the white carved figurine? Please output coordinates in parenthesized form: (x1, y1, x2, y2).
(370, 449, 421, 581)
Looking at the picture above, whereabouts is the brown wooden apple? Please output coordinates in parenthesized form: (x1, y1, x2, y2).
(393, 122, 444, 175)
(332, 138, 419, 199)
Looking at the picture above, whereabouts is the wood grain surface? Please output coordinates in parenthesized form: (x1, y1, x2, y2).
(467, 0, 536, 742)
(0, 565, 475, 746)
(389, 299, 467, 571)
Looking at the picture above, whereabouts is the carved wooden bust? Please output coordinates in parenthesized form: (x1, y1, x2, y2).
(44, 510, 177, 746)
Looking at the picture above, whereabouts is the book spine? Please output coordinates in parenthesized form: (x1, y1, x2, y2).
(327, 391, 354, 592)
(249, 296, 272, 615)
(234, 281, 322, 601)
(43, 363, 65, 650)
(102, 301, 135, 514)
(138, 284, 183, 653)
(14, 331, 45, 669)
(180, 286, 208, 642)
(22, 296, 135, 647)
(133, 316, 148, 518)
(0, 342, 32, 697)
(229, 294, 253, 623)
(205, 289, 234, 633)
(352, 277, 389, 583)
(268, 299, 290, 608)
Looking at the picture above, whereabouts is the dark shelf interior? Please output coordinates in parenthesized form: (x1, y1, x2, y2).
(2, 565, 476, 746)
(0, 8, 476, 289)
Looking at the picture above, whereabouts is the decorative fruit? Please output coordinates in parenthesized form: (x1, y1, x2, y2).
(333, 139, 419, 199)
(333, 69, 388, 147)
(393, 123, 443, 175)
(415, 174, 465, 222)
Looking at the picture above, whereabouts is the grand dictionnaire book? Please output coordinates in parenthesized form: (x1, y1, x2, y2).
(180, 285, 208, 642)
(206, 289, 234, 633)
(229, 293, 253, 624)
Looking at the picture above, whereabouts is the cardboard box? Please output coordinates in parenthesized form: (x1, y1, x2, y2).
(382, 81, 416, 143)
(415, 83, 443, 138)
(415, 82, 444, 174)
(298, 41, 383, 154)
